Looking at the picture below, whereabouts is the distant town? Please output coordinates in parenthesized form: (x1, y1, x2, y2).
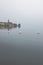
(0, 19, 21, 30)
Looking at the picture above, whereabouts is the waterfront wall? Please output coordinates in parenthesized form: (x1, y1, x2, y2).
(0, 22, 17, 28)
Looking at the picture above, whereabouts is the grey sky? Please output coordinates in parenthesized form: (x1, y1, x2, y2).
(16, 0, 43, 18)
(0, 0, 43, 21)
(0, 0, 16, 21)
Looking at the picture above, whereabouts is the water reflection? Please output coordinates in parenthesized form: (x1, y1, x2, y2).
(19, 31, 22, 34)
(0, 23, 21, 31)
(18, 24, 21, 28)
(0, 22, 43, 65)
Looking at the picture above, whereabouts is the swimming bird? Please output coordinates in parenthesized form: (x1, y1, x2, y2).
(36, 32, 40, 34)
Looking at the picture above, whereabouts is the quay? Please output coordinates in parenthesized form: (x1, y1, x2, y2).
(0, 20, 21, 30)
(0, 20, 17, 28)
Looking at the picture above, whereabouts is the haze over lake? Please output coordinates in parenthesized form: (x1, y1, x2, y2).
(0, 0, 43, 65)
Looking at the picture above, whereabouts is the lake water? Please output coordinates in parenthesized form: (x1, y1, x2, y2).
(0, 19, 43, 65)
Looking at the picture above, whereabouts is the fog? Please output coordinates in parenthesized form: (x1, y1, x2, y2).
(0, 0, 43, 65)
(0, 0, 43, 22)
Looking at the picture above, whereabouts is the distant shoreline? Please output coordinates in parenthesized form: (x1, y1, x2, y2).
(0, 21, 21, 30)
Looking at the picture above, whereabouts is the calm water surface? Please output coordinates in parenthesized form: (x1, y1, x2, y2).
(0, 20, 43, 65)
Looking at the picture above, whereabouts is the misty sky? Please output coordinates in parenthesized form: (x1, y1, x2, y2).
(0, 0, 43, 21)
